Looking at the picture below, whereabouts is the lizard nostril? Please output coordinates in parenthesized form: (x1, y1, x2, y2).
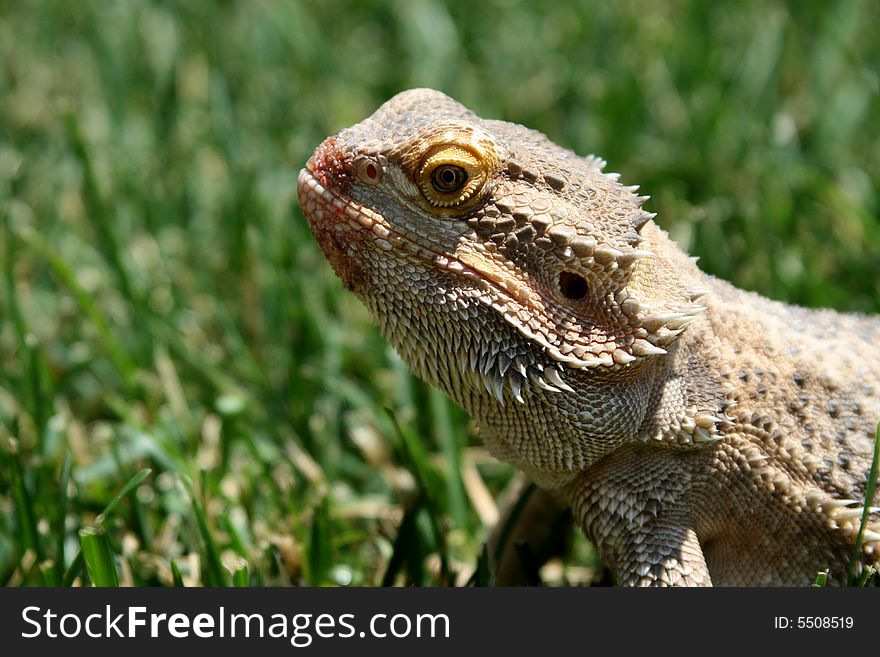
(559, 271, 589, 300)
(357, 158, 382, 184)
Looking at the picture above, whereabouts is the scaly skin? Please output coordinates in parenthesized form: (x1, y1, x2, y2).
(298, 89, 880, 586)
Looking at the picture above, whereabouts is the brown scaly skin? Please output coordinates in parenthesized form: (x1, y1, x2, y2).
(298, 89, 880, 586)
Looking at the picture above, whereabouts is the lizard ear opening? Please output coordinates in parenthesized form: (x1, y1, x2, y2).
(559, 271, 589, 300)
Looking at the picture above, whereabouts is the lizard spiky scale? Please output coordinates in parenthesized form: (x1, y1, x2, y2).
(298, 88, 880, 586)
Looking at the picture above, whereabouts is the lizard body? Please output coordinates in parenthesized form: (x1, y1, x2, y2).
(298, 89, 880, 586)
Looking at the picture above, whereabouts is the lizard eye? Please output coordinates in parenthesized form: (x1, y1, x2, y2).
(417, 145, 487, 209)
(431, 165, 466, 193)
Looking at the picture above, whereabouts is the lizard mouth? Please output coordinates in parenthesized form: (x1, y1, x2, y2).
(297, 166, 521, 299)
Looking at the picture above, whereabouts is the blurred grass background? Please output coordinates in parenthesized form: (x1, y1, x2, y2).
(1, 0, 878, 586)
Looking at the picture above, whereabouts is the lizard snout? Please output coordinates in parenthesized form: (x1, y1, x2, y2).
(304, 135, 355, 194)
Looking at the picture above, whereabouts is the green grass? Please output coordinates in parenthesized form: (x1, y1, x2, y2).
(0, 0, 878, 587)
(846, 423, 879, 587)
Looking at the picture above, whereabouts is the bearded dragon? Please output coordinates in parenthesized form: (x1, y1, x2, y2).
(297, 88, 880, 586)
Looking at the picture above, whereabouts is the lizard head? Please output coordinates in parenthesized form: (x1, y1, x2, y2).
(298, 89, 707, 420)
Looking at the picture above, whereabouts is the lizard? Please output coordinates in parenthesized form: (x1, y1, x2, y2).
(297, 88, 880, 586)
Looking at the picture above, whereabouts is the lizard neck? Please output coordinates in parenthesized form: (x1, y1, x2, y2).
(364, 228, 737, 488)
(370, 281, 720, 488)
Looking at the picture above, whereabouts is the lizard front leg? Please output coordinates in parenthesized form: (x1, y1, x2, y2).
(571, 449, 713, 587)
(604, 523, 710, 586)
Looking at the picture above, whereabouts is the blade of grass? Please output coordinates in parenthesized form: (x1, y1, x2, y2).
(9, 430, 42, 564)
(231, 558, 249, 587)
(307, 496, 332, 586)
(220, 511, 250, 559)
(182, 475, 227, 586)
(170, 559, 185, 587)
(62, 468, 152, 586)
(846, 421, 879, 586)
(62, 552, 85, 587)
(95, 468, 152, 525)
(79, 525, 119, 587)
(468, 543, 492, 587)
(53, 454, 73, 585)
(381, 501, 423, 587)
